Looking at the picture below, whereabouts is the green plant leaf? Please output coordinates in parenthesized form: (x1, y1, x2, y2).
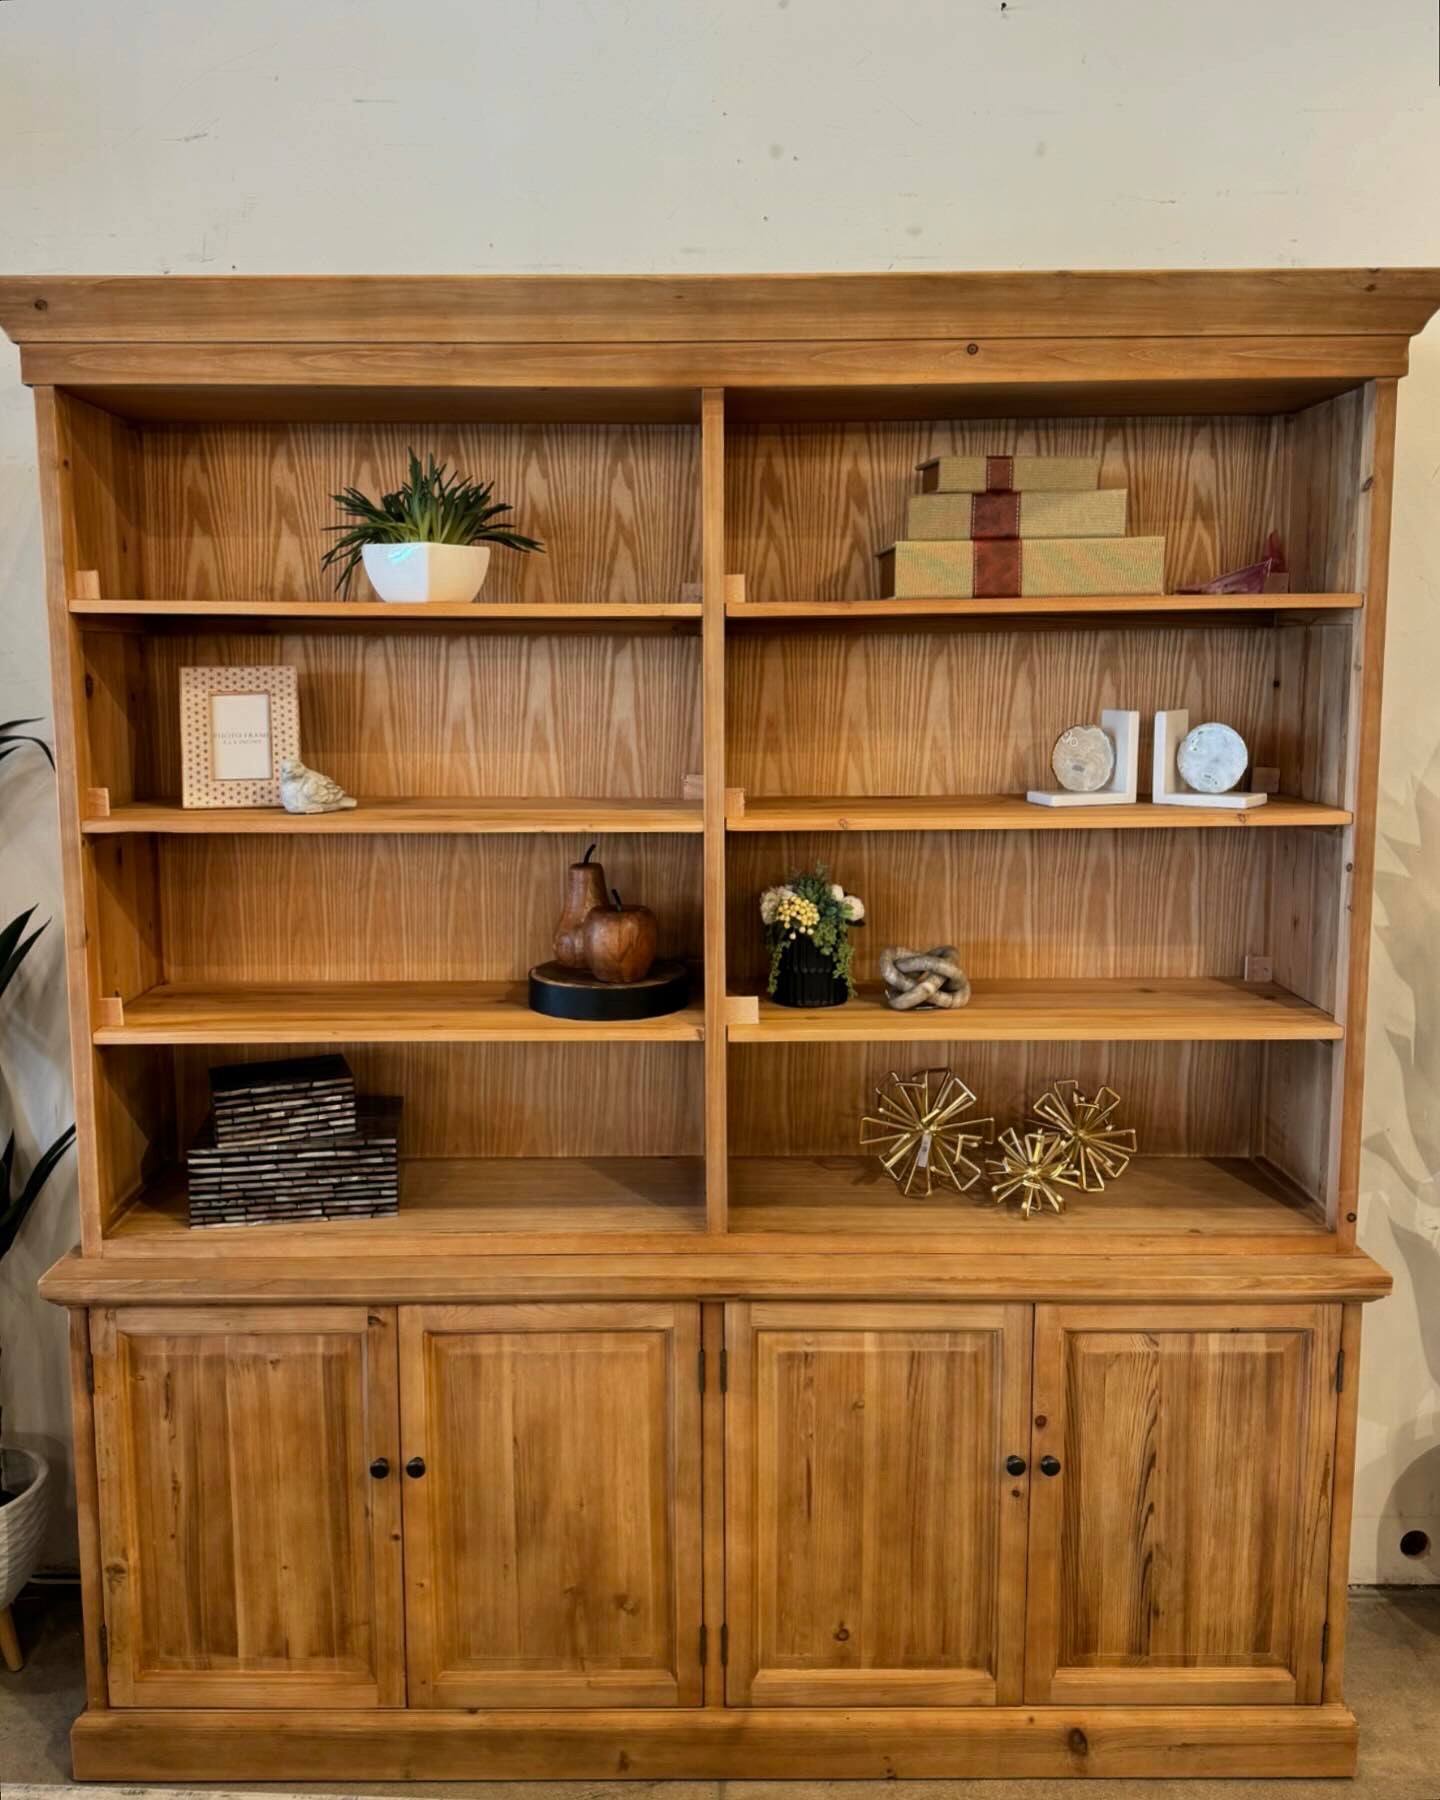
(0, 1124, 76, 1263)
(0, 909, 46, 999)
(319, 448, 545, 592)
(0, 719, 55, 770)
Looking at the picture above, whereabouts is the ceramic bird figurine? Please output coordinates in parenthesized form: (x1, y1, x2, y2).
(279, 758, 358, 814)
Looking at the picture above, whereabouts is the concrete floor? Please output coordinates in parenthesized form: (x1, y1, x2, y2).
(2, 1588, 1439, 1797)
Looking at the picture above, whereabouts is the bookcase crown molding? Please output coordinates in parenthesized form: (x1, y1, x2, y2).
(4, 269, 1438, 424)
(4, 267, 1440, 343)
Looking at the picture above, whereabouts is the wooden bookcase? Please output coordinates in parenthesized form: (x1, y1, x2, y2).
(4, 270, 1437, 1780)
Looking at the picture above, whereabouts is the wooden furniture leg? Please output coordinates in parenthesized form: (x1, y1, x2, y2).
(0, 1604, 23, 1672)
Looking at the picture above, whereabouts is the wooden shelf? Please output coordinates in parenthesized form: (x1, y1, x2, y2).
(725, 979, 1341, 1043)
(726, 594, 1362, 627)
(728, 1155, 1328, 1244)
(727, 794, 1350, 832)
(82, 797, 702, 835)
(85, 794, 1345, 836)
(93, 980, 705, 1045)
(71, 598, 703, 634)
(110, 1156, 707, 1247)
(107, 1153, 1322, 1255)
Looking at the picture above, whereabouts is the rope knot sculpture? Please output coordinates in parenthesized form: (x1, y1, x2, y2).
(879, 945, 971, 1011)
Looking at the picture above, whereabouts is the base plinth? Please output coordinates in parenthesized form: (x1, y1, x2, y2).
(71, 1703, 1359, 1781)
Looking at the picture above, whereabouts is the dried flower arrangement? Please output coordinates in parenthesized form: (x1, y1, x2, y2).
(760, 865, 865, 1005)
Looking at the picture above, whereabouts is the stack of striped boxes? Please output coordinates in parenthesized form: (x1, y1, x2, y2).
(878, 454, 1165, 598)
(186, 1054, 401, 1227)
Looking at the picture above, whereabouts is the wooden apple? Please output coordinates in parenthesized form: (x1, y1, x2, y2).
(583, 888, 659, 985)
(553, 843, 608, 970)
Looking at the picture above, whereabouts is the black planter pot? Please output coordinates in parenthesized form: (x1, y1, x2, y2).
(772, 933, 849, 1008)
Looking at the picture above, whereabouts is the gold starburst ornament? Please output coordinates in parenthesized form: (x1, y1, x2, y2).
(987, 1126, 1084, 1217)
(861, 1068, 995, 1197)
(1029, 1079, 1137, 1191)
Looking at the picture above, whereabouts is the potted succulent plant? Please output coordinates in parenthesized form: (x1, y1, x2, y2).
(0, 720, 75, 1671)
(761, 865, 865, 1008)
(321, 450, 544, 603)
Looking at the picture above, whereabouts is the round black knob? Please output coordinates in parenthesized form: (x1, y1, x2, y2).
(1039, 1454, 1062, 1477)
(405, 1455, 427, 1479)
(368, 1456, 390, 1479)
(1005, 1454, 1027, 1477)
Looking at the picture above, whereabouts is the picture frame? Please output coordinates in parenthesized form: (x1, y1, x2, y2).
(180, 665, 300, 808)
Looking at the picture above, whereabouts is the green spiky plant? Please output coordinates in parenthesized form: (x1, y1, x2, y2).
(0, 719, 54, 773)
(0, 722, 75, 1482)
(321, 449, 544, 594)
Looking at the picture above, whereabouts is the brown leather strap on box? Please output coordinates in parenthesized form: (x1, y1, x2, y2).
(984, 454, 1015, 491)
(973, 539, 1022, 596)
(971, 492, 1022, 539)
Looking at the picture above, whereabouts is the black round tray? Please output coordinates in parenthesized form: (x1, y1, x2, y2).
(528, 958, 691, 1021)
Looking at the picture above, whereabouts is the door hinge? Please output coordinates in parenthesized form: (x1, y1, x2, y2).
(719, 1347, 728, 1394)
(720, 1621, 729, 1666)
(698, 1346, 706, 1393)
(699, 1621, 708, 1666)
(1335, 1348, 1346, 1395)
(98, 1622, 109, 1667)
(1321, 1620, 1330, 1665)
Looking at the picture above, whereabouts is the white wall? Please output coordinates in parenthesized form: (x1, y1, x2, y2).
(1, 0, 1437, 1579)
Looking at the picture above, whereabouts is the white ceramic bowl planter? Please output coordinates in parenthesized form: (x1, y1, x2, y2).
(361, 542, 492, 604)
(0, 1447, 49, 1613)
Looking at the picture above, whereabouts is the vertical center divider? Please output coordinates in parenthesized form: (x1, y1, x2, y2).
(701, 388, 729, 1233)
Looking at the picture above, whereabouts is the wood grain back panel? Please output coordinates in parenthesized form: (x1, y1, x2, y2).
(728, 1040, 1265, 1161)
(725, 417, 1287, 602)
(98, 1042, 703, 1225)
(170, 1041, 703, 1159)
(137, 421, 701, 604)
(90, 1305, 403, 1708)
(155, 835, 701, 983)
(1026, 1302, 1340, 1706)
(116, 629, 701, 802)
(725, 1300, 1031, 1706)
(727, 830, 1283, 990)
(726, 626, 1281, 797)
(399, 1301, 702, 1707)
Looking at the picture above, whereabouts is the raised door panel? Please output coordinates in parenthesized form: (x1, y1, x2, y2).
(400, 1302, 702, 1707)
(91, 1305, 403, 1708)
(726, 1301, 1031, 1706)
(1026, 1303, 1340, 1706)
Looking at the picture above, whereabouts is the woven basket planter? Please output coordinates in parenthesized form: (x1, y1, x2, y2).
(771, 933, 849, 1008)
(0, 1448, 49, 1610)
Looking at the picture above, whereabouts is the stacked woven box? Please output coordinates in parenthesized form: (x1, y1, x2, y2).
(878, 453, 1165, 598)
(187, 1055, 401, 1227)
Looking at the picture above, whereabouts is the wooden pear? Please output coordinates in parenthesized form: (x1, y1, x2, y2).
(552, 843, 608, 970)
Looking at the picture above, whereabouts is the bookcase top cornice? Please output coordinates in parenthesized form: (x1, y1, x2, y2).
(3, 268, 1439, 348)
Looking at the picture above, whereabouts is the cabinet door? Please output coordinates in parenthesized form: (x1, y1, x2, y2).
(1026, 1303, 1340, 1706)
(726, 1301, 1031, 1706)
(91, 1305, 404, 1708)
(400, 1302, 702, 1707)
